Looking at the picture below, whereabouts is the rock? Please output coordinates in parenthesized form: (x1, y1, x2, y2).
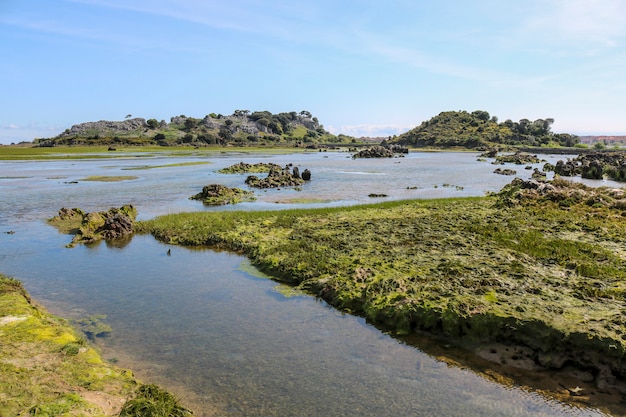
(352, 145, 407, 159)
(580, 159, 604, 179)
(494, 152, 541, 165)
(56, 118, 147, 138)
(531, 168, 547, 180)
(494, 168, 517, 175)
(49, 205, 137, 247)
(190, 184, 255, 205)
(245, 165, 308, 188)
(554, 159, 579, 176)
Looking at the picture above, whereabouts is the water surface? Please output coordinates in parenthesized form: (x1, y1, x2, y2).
(0, 151, 619, 416)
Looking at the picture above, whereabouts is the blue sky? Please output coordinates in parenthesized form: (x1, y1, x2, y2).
(2, 0, 626, 144)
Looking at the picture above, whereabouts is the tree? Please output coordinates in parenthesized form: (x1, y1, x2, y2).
(471, 110, 490, 121)
(184, 118, 196, 131)
(232, 110, 250, 118)
(146, 119, 159, 129)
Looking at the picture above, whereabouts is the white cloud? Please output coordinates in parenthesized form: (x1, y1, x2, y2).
(327, 124, 415, 138)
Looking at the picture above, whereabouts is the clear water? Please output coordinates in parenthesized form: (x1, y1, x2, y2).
(0, 150, 619, 416)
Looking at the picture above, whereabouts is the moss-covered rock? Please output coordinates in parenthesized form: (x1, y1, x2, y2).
(245, 165, 306, 188)
(190, 184, 255, 205)
(49, 205, 137, 247)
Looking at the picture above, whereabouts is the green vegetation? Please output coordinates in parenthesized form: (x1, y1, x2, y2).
(0, 274, 193, 416)
(137, 180, 626, 377)
(123, 161, 211, 170)
(120, 384, 192, 417)
(390, 110, 580, 149)
(190, 184, 256, 205)
(33, 110, 354, 148)
(217, 161, 281, 174)
(0, 145, 315, 161)
(49, 205, 138, 247)
(81, 175, 138, 182)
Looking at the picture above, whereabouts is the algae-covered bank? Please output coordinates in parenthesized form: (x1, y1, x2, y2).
(138, 178, 626, 400)
(0, 274, 192, 416)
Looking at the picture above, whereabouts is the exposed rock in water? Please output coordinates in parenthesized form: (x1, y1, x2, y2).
(352, 145, 407, 159)
(496, 177, 626, 209)
(493, 152, 541, 165)
(493, 168, 517, 176)
(218, 162, 282, 174)
(245, 165, 308, 188)
(190, 184, 256, 205)
(49, 205, 137, 247)
(554, 159, 579, 177)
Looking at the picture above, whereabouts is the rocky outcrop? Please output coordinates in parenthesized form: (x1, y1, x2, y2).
(218, 162, 282, 174)
(245, 165, 308, 188)
(493, 152, 541, 165)
(554, 159, 580, 177)
(352, 145, 409, 159)
(49, 205, 137, 247)
(496, 177, 626, 209)
(190, 184, 255, 205)
(493, 168, 517, 175)
(56, 118, 147, 138)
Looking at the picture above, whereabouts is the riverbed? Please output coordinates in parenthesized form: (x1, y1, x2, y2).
(0, 150, 619, 416)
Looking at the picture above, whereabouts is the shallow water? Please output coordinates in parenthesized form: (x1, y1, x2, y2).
(0, 150, 619, 416)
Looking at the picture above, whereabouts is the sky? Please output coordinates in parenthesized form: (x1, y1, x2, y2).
(1, 0, 626, 144)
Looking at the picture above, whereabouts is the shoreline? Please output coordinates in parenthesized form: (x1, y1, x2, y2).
(0, 274, 193, 416)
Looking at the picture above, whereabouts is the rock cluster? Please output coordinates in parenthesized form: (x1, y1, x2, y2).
(56, 118, 147, 138)
(497, 177, 626, 209)
(218, 162, 282, 174)
(190, 184, 255, 205)
(546, 151, 626, 182)
(352, 145, 408, 159)
(245, 165, 310, 188)
(493, 168, 517, 175)
(493, 152, 541, 165)
(49, 205, 137, 247)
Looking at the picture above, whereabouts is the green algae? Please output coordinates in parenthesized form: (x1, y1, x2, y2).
(123, 161, 211, 170)
(190, 184, 256, 205)
(218, 161, 281, 174)
(137, 182, 626, 377)
(0, 273, 194, 416)
(80, 175, 138, 182)
(48, 205, 138, 247)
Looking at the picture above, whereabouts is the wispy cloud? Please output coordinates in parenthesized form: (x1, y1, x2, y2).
(524, 0, 626, 49)
(327, 124, 415, 138)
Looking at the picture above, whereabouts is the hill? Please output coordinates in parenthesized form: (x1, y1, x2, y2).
(35, 110, 355, 148)
(388, 110, 579, 149)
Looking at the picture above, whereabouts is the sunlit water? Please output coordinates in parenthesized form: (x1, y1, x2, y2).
(0, 150, 620, 416)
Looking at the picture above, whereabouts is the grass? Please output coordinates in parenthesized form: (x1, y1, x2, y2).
(0, 145, 314, 160)
(137, 194, 626, 373)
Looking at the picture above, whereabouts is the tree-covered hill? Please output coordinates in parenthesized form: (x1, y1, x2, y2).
(35, 110, 355, 147)
(388, 110, 579, 149)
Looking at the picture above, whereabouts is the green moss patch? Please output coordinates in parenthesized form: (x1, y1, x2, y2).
(80, 176, 138, 182)
(138, 179, 626, 379)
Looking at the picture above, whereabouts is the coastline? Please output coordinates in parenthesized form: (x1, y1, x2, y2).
(0, 274, 192, 416)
